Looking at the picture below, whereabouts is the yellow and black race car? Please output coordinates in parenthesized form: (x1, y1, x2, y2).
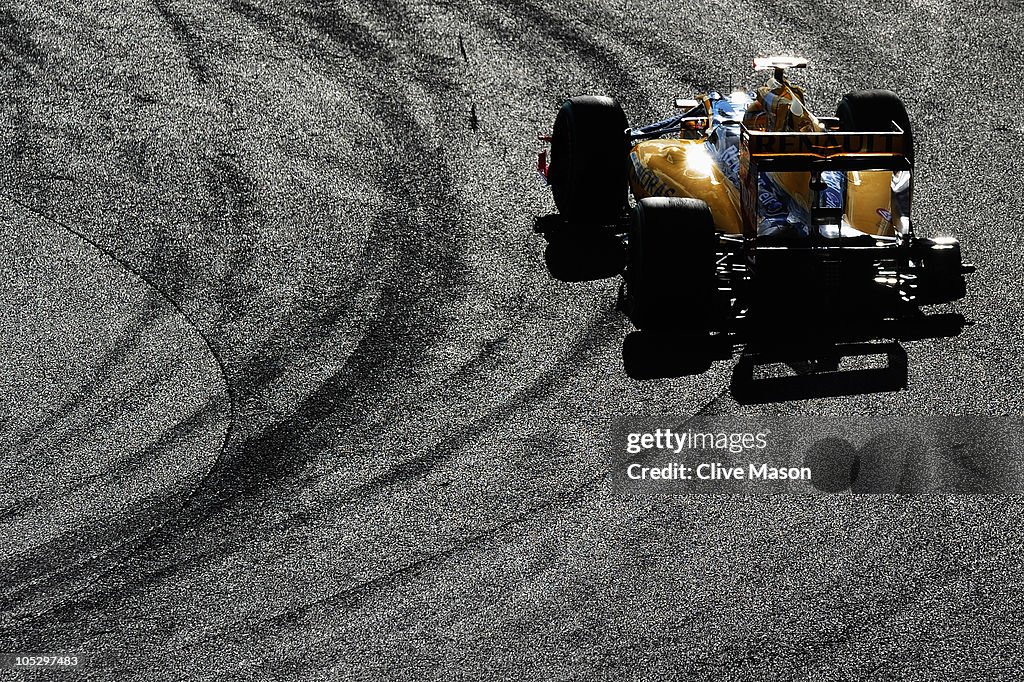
(535, 56, 973, 386)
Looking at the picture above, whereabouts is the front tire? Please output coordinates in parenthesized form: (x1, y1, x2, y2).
(549, 96, 629, 225)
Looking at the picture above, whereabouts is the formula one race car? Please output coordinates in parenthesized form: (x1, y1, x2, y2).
(535, 56, 974, 387)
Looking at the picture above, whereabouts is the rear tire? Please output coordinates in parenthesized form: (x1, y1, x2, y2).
(836, 89, 914, 165)
(549, 96, 629, 225)
(625, 197, 717, 332)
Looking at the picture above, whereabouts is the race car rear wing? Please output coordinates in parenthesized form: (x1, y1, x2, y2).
(741, 122, 910, 172)
(739, 121, 912, 240)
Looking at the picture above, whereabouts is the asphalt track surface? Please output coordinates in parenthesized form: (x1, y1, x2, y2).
(0, 1, 1022, 680)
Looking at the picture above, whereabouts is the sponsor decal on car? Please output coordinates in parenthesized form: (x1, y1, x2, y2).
(630, 151, 676, 197)
(748, 131, 904, 156)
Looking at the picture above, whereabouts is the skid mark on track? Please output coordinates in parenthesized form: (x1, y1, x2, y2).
(0, 9, 47, 83)
(0, 196, 235, 630)
(0, 396, 224, 613)
(0, 0, 644, 637)
(482, 0, 647, 99)
(152, 0, 211, 84)
(252, 375, 735, 631)
(0, 5, 475, 605)
(343, 307, 622, 496)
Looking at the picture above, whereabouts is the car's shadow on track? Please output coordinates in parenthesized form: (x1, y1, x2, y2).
(623, 312, 969, 403)
(535, 214, 625, 282)
(622, 333, 911, 393)
(729, 312, 969, 403)
(543, 234, 624, 282)
(622, 331, 723, 379)
(728, 344, 909, 404)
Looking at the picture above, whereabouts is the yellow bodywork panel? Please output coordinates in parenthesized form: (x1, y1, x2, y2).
(629, 139, 743, 234)
(768, 169, 813, 216)
(844, 171, 896, 236)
